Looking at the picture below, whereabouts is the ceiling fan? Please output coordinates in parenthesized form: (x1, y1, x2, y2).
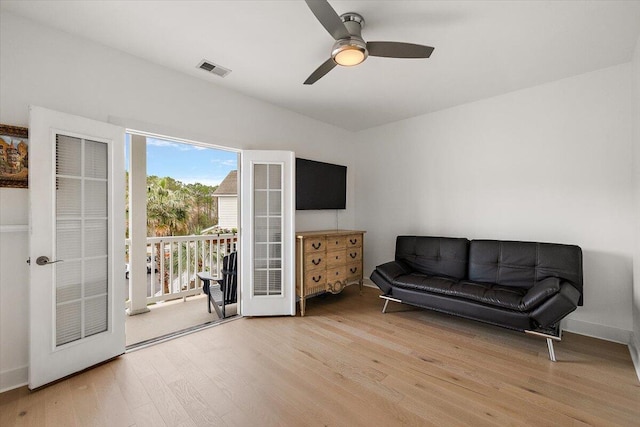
(303, 0, 435, 85)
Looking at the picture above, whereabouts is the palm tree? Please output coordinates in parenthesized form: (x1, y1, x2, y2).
(147, 176, 189, 237)
(147, 176, 189, 293)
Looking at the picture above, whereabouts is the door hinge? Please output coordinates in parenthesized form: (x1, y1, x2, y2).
(26, 257, 31, 265)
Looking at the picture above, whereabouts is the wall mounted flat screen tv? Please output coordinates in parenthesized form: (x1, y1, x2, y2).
(296, 158, 346, 210)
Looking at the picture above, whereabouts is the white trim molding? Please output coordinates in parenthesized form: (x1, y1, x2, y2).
(0, 224, 28, 233)
(563, 318, 632, 344)
(629, 333, 640, 383)
(0, 365, 28, 393)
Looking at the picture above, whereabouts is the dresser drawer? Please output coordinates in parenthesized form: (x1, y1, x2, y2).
(346, 247, 362, 262)
(345, 234, 363, 248)
(304, 253, 325, 271)
(326, 249, 346, 267)
(327, 236, 347, 250)
(326, 265, 346, 283)
(346, 262, 362, 280)
(304, 270, 327, 289)
(304, 237, 326, 253)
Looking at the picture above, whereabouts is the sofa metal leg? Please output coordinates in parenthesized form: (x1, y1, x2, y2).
(525, 324, 561, 362)
(547, 338, 557, 362)
(379, 295, 401, 314)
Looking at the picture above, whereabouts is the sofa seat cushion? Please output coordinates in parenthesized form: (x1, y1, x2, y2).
(393, 274, 560, 312)
(456, 280, 528, 311)
(394, 274, 459, 293)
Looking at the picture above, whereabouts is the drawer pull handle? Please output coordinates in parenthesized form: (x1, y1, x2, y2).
(349, 252, 357, 259)
(350, 267, 358, 273)
(312, 242, 322, 250)
(335, 272, 339, 276)
(312, 275, 322, 283)
(312, 258, 322, 265)
(350, 239, 357, 245)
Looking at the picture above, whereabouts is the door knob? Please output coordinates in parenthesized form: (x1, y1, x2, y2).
(36, 256, 63, 266)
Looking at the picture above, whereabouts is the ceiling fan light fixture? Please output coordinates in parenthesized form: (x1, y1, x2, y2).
(331, 39, 368, 67)
(334, 46, 366, 66)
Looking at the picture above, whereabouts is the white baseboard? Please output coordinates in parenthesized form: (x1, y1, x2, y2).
(362, 278, 377, 289)
(629, 333, 640, 383)
(563, 318, 632, 344)
(0, 365, 27, 393)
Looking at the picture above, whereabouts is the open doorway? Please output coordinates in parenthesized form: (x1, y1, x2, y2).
(124, 132, 239, 347)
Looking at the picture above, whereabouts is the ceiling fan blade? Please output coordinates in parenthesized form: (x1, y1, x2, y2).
(304, 58, 337, 85)
(367, 41, 435, 58)
(304, 0, 350, 40)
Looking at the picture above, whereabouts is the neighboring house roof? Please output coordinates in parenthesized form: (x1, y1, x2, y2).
(213, 170, 237, 196)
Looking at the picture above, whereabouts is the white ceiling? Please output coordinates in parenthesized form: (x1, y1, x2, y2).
(2, 1, 640, 131)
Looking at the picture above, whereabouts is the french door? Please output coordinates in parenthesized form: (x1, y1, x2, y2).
(28, 106, 125, 389)
(240, 151, 295, 316)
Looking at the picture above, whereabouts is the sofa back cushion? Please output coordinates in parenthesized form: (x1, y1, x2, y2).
(468, 240, 583, 293)
(395, 236, 470, 280)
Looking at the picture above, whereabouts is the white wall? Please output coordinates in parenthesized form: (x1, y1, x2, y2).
(355, 63, 635, 342)
(631, 34, 640, 377)
(0, 11, 355, 391)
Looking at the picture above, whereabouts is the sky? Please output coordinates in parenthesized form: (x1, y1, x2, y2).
(125, 135, 237, 187)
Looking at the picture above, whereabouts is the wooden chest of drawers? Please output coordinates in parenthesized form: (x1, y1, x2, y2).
(295, 230, 365, 316)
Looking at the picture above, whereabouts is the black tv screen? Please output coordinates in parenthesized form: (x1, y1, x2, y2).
(296, 158, 346, 210)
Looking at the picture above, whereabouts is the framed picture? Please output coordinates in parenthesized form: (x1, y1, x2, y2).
(0, 124, 29, 188)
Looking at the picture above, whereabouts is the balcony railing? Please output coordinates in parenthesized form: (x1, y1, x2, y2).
(126, 233, 238, 307)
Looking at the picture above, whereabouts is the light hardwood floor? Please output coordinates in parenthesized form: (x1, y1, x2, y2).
(2, 286, 639, 426)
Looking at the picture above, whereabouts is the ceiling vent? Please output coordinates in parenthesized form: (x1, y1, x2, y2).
(197, 59, 231, 78)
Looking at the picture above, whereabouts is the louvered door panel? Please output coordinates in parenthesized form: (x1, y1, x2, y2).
(55, 135, 109, 346)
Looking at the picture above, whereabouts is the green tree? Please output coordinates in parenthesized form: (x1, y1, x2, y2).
(146, 176, 189, 237)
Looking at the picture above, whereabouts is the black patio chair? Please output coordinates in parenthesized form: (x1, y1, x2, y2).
(198, 251, 237, 319)
(216, 251, 237, 318)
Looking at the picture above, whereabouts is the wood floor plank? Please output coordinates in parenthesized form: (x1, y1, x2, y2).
(166, 378, 224, 426)
(67, 374, 108, 427)
(90, 364, 136, 427)
(43, 381, 78, 427)
(130, 402, 167, 427)
(139, 373, 194, 426)
(108, 357, 153, 411)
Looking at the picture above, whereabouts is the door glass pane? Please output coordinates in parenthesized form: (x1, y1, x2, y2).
(56, 135, 82, 176)
(254, 164, 268, 190)
(55, 135, 109, 347)
(56, 220, 81, 260)
(56, 302, 82, 346)
(56, 178, 81, 218)
(85, 181, 107, 217)
(253, 163, 283, 296)
(85, 296, 108, 337)
(56, 261, 81, 304)
(84, 219, 107, 257)
(84, 140, 108, 179)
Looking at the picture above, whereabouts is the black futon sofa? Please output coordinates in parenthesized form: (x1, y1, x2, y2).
(370, 236, 583, 361)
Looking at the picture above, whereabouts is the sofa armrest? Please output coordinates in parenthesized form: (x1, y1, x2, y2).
(530, 281, 582, 328)
(520, 277, 561, 311)
(375, 260, 412, 283)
